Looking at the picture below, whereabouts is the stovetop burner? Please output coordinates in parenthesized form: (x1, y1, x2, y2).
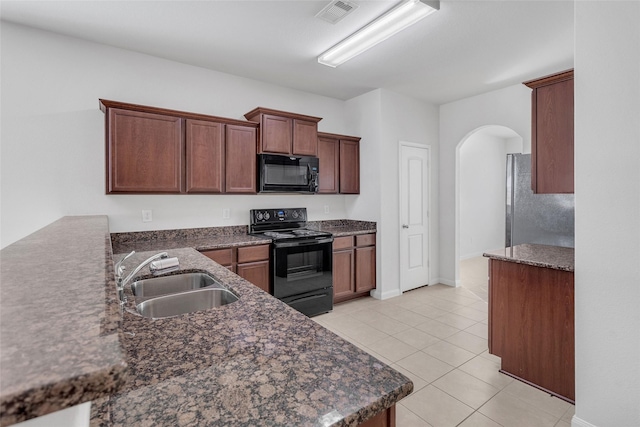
(249, 208, 331, 242)
(261, 229, 330, 240)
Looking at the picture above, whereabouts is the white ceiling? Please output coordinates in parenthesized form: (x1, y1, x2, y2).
(0, 0, 575, 105)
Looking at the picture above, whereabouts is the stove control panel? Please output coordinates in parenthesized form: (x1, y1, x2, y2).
(251, 208, 307, 225)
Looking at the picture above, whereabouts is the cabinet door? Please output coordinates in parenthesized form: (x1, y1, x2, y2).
(533, 78, 574, 193)
(225, 125, 257, 193)
(292, 119, 318, 156)
(185, 119, 224, 193)
(333, 249, 355, 300)
(107, 108, 183, 193)
(339, 139, 360, 194)
(355, 245, 376, 293)
(489, 259, 575, 401)
(358, 405, 395, 427)
(261, 114, 292, 154)
(317, 136, 339, 194)
(200, 248, 234, 269)
(237, 260, 270, 293)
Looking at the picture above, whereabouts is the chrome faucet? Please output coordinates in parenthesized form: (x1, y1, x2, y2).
(115, 250, 136, 282)
(120, 252, 168, 289)
(115, 251, 168, 304)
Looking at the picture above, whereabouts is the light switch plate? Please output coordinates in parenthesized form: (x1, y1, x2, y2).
(222, 208, 230, 219)
(142, 210, 153, 222)
(324, 205, 330, 214)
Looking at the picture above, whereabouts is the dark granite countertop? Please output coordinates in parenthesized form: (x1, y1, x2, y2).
(0, 216, 127, 426)
(111, 220, 376, 254)
(308, 220, 377, 237)
(111, 225, 271, 254)
(95, 247, 411, 426)
(483, 244, 575, 272)
(1, 217, 408, 426)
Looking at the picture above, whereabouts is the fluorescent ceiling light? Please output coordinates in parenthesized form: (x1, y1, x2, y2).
(318, 0, 439, 67)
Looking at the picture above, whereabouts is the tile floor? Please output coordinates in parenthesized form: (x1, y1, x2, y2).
(313, 256, 575, 427)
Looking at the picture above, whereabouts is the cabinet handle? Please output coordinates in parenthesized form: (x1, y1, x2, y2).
(402, 224, 409, 229)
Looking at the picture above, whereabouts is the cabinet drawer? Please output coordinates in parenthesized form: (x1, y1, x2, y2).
(333, 236, 354, 250)
(237, 244, 270, 263)
(201, 248, 233, 266)
(356, 234, 376, 247)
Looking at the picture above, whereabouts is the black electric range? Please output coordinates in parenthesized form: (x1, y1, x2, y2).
(250, 208, 333, 317)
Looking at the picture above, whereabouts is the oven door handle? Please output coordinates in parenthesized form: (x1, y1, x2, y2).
(286, 292, 330, 304)
(273, 237, 333, 248)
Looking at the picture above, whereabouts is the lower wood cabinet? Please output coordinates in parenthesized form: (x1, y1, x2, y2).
(488, 259, 575, 402)
(201, 244, 270, 293)
(333, 233, 376, 303)
(359, 405, 396, 427)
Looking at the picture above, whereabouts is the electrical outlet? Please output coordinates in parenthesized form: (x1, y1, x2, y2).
(324, 205, 330, 214)
(222, 208, 230, 219)
(142, 210, 153, 222)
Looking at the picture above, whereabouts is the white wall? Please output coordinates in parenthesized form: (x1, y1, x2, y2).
(573, 2, 640, 427)
(0, 22, 355, 248)
(439, 84, 531, 285)
(345, 89, 439, 299)
(459, 132, 515, 259)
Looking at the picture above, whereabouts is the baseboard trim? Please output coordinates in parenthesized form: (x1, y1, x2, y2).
(437, 278, 457, 287)
(370, 288, 402, 300)
(572, 415, 598, 427)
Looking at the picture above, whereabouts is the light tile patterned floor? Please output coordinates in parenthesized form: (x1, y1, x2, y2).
(313, 256, 575, 427)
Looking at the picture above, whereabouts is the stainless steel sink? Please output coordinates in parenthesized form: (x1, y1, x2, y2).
(136, 287, 239, 319)
(132, 272, 222, 300)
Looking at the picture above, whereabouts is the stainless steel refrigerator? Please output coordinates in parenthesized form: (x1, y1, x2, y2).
(506, 153, 574, 248)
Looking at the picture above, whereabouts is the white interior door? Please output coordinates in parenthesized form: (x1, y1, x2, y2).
(400, 143, 430, 292)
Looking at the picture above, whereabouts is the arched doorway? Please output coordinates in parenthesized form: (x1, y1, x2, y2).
(455, 125, 523, 300)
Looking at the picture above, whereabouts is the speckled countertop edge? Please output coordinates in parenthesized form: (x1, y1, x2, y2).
(0, 216, 127, 427)
(483, 243, 575, 272)
(0, 216, 406, 427)
(95, 245, 411, 426)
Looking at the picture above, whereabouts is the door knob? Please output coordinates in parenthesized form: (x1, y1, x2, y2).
(402, 224, 409, 229)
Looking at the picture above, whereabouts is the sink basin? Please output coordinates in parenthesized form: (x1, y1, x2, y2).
(132, 272, 222, 300)
(136, 287, 239, 319)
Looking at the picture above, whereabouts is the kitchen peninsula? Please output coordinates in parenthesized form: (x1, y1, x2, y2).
(0, 216, 410, 427)
(484, 244, 575, 403)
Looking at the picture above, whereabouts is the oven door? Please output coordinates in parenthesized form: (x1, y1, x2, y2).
(272, 237, 332, 299)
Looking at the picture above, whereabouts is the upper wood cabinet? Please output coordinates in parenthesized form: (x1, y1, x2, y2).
(317, 132, 361, 194)
(244, 107, 322, 156)
(339, 137, 360, 194)
(293, 119, 319, 156)
(523, 69, 574, 194)
(100, 99, 258, 194)
(106, 107, 184, 193)
(225, 125, 257, 194)
(186, 119, 224, 193)
(317, 134, 340, 194)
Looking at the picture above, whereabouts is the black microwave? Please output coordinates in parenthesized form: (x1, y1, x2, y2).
(258, 154, 319, 193)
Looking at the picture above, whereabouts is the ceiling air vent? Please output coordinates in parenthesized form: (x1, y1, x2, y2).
(316, 0, 359, 25)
